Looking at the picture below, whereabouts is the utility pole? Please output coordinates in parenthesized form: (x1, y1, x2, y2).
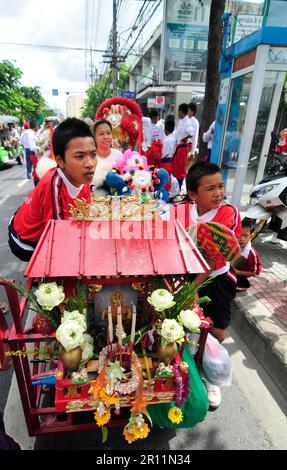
(112, 0, 118, 96)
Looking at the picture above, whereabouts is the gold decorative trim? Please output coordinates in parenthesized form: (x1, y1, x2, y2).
(69, 195, 160, 222)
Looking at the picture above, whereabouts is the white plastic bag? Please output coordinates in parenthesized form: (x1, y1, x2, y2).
(202, 334, 232, 387)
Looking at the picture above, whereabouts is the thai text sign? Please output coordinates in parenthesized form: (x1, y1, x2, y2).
(160, 0, 210, 84)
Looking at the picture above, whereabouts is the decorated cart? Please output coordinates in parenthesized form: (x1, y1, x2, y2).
(0, 193, 218, 442)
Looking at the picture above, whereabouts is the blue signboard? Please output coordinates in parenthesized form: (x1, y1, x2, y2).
(52, 89, 59, 96)
(121, 91, 136, 99)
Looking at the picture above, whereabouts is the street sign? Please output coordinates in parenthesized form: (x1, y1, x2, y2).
(52, 89, 59, 96)
(147, 98, 156, 108)
(155, 96, 165, 109)
(121, 91, 136, 99)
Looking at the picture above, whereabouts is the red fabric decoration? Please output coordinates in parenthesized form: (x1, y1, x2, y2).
(142, 140, 163, 167)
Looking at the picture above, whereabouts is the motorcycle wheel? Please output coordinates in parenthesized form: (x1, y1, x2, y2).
(243, 217, 269, 240)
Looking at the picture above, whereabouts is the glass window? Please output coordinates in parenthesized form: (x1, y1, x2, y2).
(220, 73, 253, 200)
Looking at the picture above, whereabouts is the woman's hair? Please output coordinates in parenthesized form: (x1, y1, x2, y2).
(52, 118, 93, 161)
(93, 119, 112, 136)
(186, 162, 221, 192)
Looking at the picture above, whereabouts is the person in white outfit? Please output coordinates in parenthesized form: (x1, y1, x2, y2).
(142, 109, 165, 150)
(187, 102, 199, 155)
(202, 121, 215, 160)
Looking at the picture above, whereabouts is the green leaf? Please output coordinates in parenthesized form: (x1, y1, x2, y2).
(101, 425, 108, 444)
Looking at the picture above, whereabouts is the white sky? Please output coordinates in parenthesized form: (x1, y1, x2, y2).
(0, 0, 163, 115)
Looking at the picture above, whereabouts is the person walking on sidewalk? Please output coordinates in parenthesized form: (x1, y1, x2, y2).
(20, 120, 38, 179)
(173, 162, 242, 409)
(231, 219, 262, 290)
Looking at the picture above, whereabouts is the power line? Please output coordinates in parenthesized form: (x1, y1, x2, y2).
(0, 41, 108, 53)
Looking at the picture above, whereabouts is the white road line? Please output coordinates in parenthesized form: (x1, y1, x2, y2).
(17, 180, 28, 188)
(0, 195, 10, 206)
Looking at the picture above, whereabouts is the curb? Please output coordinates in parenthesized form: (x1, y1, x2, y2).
(231, 293, 287, 402)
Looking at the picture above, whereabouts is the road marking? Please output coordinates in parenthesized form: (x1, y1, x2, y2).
(17, 180, 28, 188)
(0, 195, 10, 206)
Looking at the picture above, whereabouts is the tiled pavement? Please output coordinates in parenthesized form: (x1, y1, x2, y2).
(231, 229, 287, 401)
(251, 233, 287, 328)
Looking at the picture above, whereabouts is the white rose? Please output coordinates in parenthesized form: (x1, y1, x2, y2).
(81, 335, 94, 362)
(35, 282, 65, 311)
(179, 309, 201, 332)
(56, 320, 85, 352)
(61, 310, 87, 330)
(161, 319, 185, 343)
(148, 289, 176, 312)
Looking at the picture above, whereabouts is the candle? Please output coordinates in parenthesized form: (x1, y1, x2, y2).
(107, 303, 113, 343)
(117, 303, 122, 347)
(130, 303, 137, 345)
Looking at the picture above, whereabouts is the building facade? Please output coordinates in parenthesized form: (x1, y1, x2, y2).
(66, 95, 85, 119)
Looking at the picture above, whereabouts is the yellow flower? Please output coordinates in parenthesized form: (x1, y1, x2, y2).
(133, 422, 150, 439)
(99, 388, 116, 405)
(123, 426, 137, 444)
(168, 407, 183, 424)
(94, 410, 111, 426)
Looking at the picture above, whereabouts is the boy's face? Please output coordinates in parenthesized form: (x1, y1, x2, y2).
(188, 172, 224, 214)
(239, 227, 251, 248)
(56, 136, 97, 187)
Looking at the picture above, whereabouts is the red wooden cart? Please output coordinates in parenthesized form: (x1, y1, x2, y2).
(0, 217, 210, 436)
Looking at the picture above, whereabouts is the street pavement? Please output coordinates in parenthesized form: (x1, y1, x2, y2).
(232, 231, 287, 402)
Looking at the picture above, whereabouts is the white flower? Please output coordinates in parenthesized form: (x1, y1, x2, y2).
(61, 310, 87, 330)
(148, 289, 176, 312)
(81, 335, 94, 362)
(179, 309, 201, 332)
(56, 320, 85, 352)
(35, 282, 65, 311)
(161, 319, 185, 343)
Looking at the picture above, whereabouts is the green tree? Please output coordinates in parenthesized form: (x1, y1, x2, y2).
(82, 64, 129, 118)
(0, 60, 23, 114)
(18, 86, 46, 121)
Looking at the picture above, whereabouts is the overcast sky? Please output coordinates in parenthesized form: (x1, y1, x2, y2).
(0, 0, 163, 115)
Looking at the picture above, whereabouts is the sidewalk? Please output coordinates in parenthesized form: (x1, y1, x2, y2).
(231, 230, 287, 401)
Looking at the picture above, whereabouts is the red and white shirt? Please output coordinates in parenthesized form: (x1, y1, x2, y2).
(13, 168, 91, 243)
(171, 202, 242, 276)
(240, 241, 262, 276)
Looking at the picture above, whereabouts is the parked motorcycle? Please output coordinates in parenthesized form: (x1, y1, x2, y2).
(244, 155, 287, 241)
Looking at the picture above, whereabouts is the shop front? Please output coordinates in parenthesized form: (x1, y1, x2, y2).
(211, 25, 287, 208)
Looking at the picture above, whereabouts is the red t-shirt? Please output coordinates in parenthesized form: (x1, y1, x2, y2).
(13, 168, 91, 243)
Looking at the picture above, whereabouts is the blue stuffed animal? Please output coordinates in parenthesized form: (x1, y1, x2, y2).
(153, 168, 170, 202)
(105, 171, 131, 196)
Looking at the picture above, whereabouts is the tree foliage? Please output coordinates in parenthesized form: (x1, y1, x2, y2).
(0, 60, 51, 121)
(82, 64, 130, 118)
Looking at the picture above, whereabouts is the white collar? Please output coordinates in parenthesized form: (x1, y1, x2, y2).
(191, 203, 220, 223)
(57, 168, 83, 199)
(241, 241, 252, 259)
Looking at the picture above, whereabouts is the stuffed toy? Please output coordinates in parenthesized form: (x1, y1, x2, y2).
(105, 171, 131, 196)
(96, 97, 143, 152)
(152, 168, 170, 202)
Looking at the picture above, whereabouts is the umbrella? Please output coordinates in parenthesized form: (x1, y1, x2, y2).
(0, 115, 20, 125)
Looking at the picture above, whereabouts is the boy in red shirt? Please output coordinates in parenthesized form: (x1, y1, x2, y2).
(232, 219, 262, 290)
(173, 162, 241, 408)
(8, 118, 97, 261)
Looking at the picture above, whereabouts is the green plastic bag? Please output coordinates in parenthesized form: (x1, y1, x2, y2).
(147, 348, 208, 428)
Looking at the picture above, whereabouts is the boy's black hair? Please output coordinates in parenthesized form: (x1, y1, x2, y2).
(29, 120, 38, 130)
(93, 119, 112, 135)
(52, 117, 94, 161)
(188, 102, 197, 115)
(165, 120, 175, 134)
(149, 108, 159, 119)
(166, 114, 175, 122)
(178, 103, 188, 115)
(241, 218, 252, 230)
(186, 161, 221, 192)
